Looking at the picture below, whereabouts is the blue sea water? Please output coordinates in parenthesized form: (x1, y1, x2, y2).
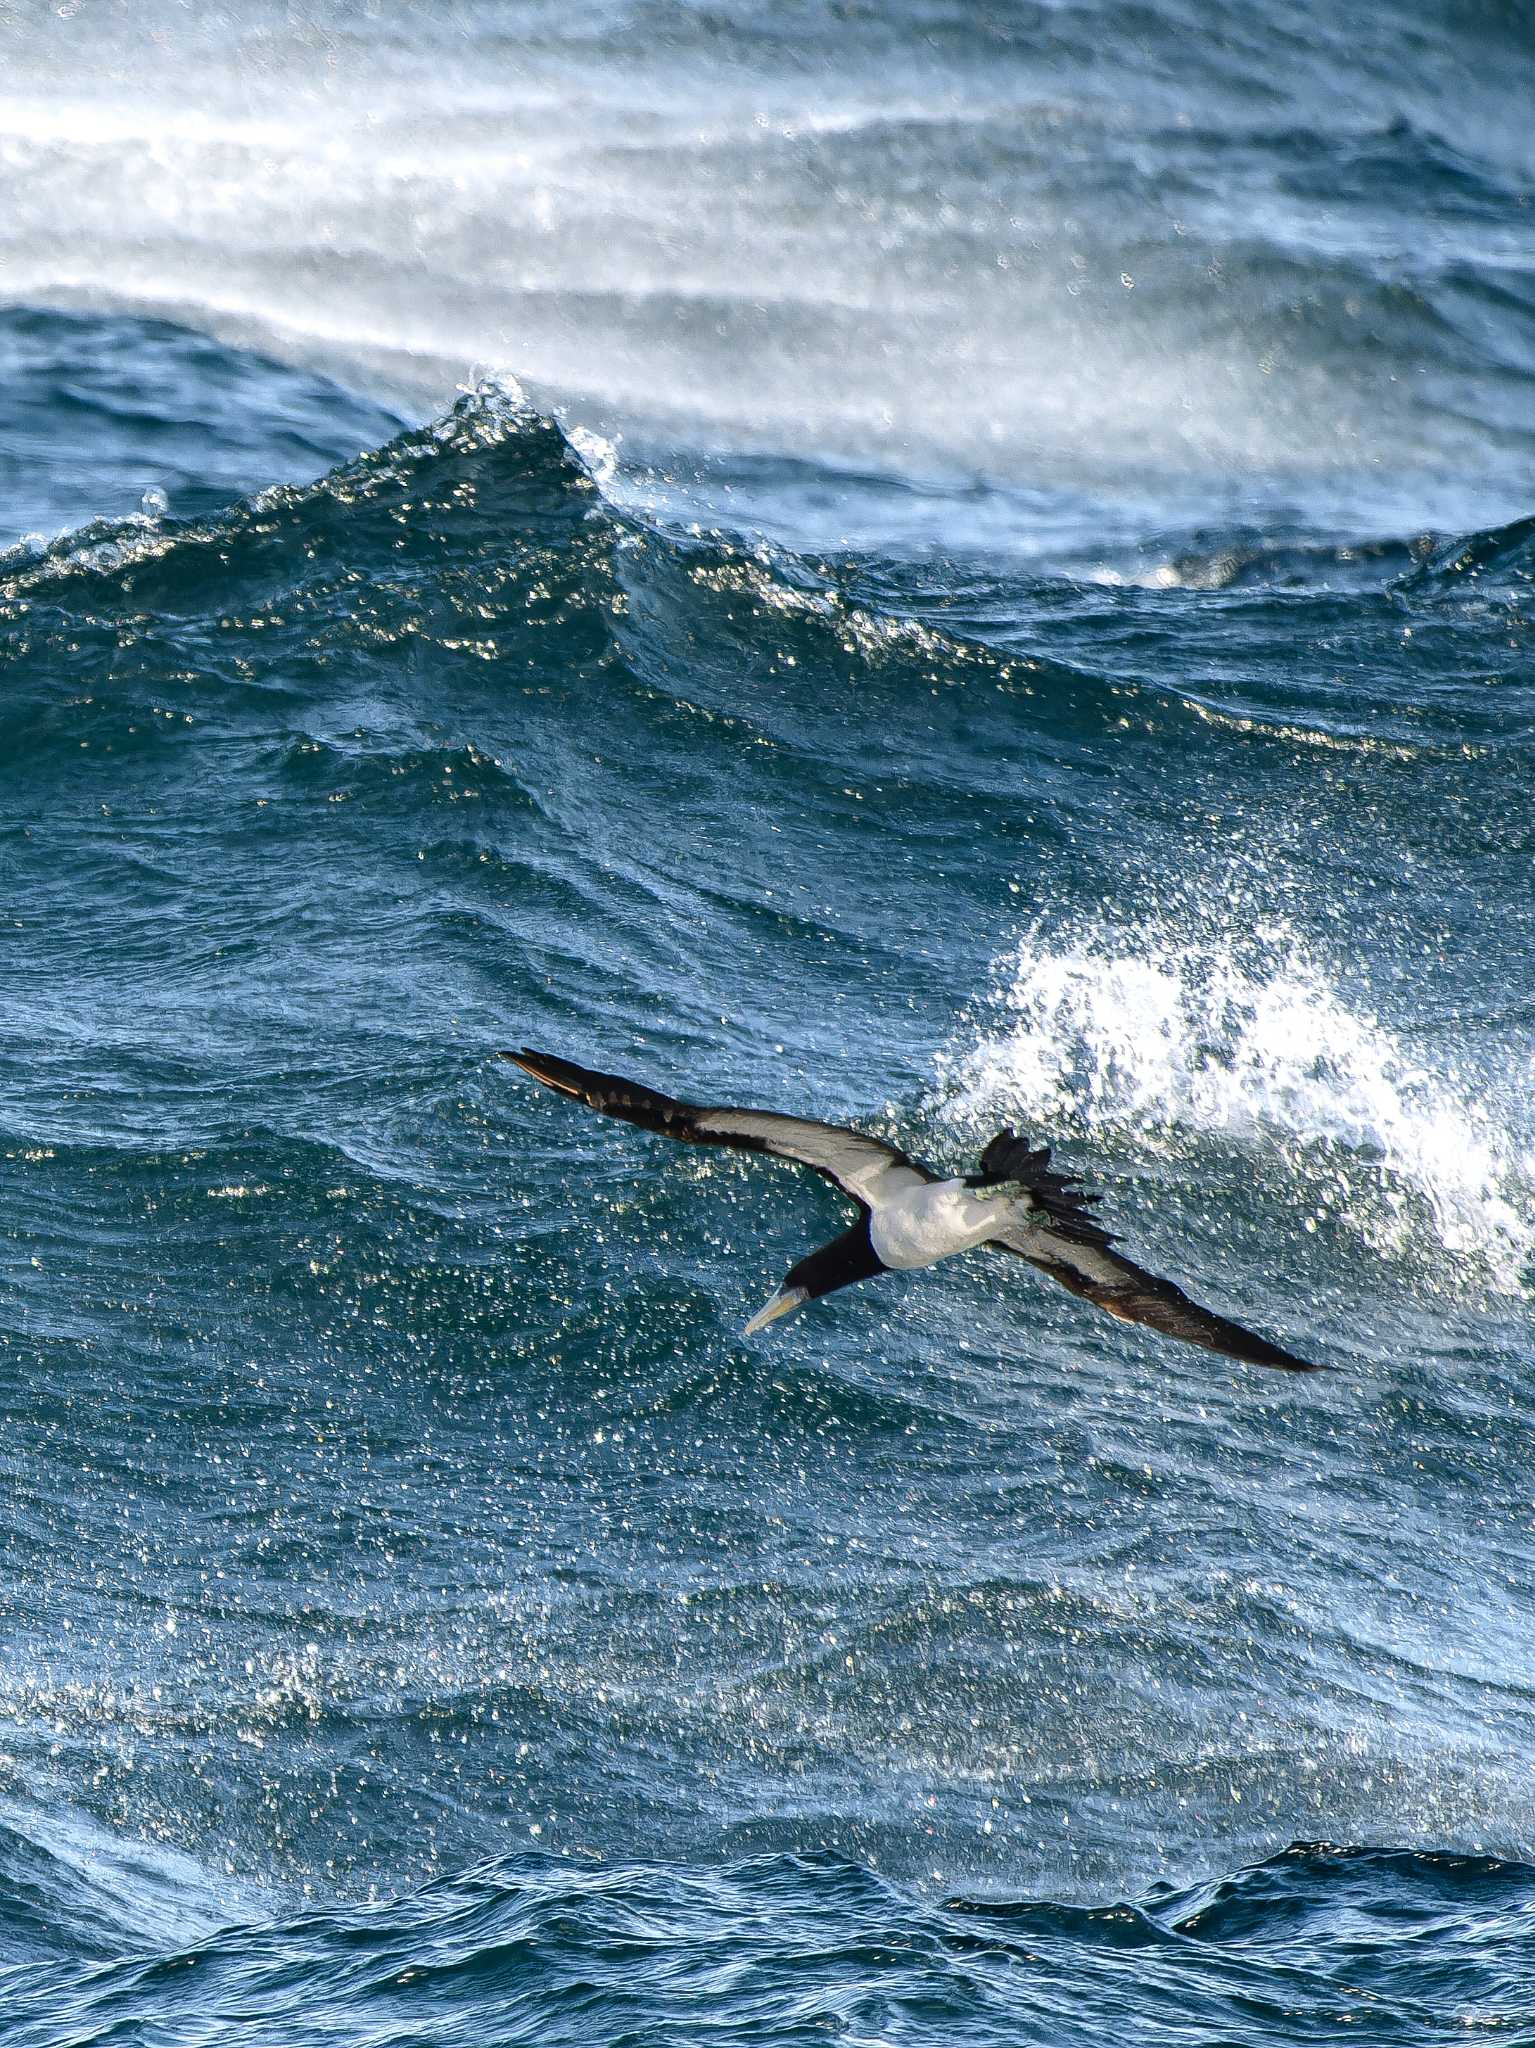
(2, 1, 1535, 2039)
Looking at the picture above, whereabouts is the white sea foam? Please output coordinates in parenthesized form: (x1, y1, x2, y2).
(934, 922, 1535, 1292)
(566, 424, 621, 492)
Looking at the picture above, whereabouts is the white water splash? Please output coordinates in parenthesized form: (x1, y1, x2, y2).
(566, 424, 621, 493)
(934, 924, 1535, 1293)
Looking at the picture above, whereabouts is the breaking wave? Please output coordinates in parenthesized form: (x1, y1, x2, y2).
(935, 918, 1535, 1292)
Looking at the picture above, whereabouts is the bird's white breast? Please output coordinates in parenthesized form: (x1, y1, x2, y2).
(869, 1178, 1003, 1271)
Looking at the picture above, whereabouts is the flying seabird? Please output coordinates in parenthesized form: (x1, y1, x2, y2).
(502, 1047, 1320, 1372)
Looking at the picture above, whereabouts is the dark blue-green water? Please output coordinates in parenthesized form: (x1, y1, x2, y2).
(3, 2, 1535, 2040)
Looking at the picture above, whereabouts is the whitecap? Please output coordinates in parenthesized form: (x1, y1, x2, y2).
(934, 919, 1535, 1294)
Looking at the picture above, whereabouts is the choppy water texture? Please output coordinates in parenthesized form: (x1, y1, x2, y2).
(2, 1, 1535, 2040)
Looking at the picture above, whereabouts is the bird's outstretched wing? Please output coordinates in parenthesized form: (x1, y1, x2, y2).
(982, 1131, 1321, 1372)
(503, 1047, 937, 1210)
(990, 1196, 1326, 1368)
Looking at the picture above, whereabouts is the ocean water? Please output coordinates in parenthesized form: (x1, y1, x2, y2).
(3, 1, 1535, 2040)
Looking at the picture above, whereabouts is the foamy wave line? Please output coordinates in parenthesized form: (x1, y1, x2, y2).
(933, 924, 1534, 1292)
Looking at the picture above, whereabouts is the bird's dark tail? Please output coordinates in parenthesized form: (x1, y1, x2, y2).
(971, 1129, 1053, 1184)
(966, 1128, 1110, 1243)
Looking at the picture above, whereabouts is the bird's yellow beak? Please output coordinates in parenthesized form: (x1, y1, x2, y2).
(743, 1286, 809, 1337)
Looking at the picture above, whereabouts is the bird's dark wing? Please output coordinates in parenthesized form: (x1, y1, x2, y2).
(991, 1218, 1320, 1371)
(978, 1130, 1320, 1371)
(503, 1047, 937, 1210)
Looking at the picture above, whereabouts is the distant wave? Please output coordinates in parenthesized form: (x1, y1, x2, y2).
(3, 0, 1535, 538)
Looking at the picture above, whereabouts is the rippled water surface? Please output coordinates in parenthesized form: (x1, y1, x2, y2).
(2, 2, 1534, 2040)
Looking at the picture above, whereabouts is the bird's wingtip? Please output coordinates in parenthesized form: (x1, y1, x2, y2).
(498, 1047, 587, 1096)
(1253, 1343, 1331, 1373)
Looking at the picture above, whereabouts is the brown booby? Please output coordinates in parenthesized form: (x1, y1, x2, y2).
(502, 1047, 1320, 1372)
